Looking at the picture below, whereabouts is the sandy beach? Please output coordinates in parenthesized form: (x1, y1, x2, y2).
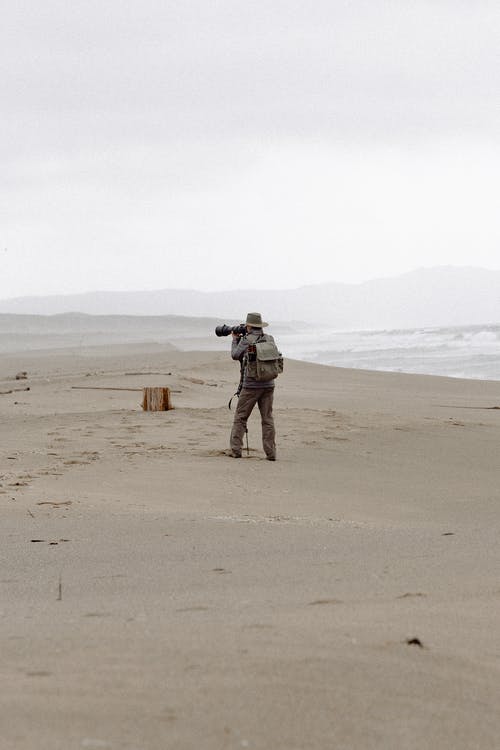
(2, 343, 500, 749)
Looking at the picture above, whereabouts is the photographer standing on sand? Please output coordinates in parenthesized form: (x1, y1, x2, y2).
(228, 312, 282, 461)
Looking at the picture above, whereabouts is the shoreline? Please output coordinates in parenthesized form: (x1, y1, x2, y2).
(2, 312, 500, 382)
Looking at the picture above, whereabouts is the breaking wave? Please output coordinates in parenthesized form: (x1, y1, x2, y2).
(282, 324, 500, 380)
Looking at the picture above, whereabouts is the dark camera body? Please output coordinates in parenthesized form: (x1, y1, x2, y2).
(215, 323, 247, 337)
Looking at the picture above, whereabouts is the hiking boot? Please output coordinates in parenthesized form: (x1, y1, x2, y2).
(230, 451, 242, 458)
(266, 455, 276, 461)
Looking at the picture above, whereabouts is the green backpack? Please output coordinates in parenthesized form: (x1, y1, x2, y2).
(244, 334, 284, 382)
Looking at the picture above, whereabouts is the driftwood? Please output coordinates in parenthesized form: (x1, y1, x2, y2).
(71, 386, 181, 393)
(72, 386, 143, 392)
(181, 376, 217, 387)
(142, 387, 173, 411)
(125, 371, 172, 376)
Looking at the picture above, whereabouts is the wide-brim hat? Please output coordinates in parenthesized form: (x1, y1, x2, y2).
(246, 312, 268, 328)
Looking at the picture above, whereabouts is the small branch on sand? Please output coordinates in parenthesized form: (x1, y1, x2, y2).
(0, 387, 30, 395)
(37, 500, 72, 507)
(57, 574, 63, 602)
(435, 404, 500, 410)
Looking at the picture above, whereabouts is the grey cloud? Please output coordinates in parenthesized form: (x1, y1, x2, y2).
(2, 1, 499, 301)
(1, 0, 498, 161)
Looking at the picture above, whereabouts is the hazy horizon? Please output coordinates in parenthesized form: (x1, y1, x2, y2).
(0, 263, 497, 301)
(2, 266, 500, 332)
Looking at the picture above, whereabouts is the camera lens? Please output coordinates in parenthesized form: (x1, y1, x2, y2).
(215, 325, 232, 337)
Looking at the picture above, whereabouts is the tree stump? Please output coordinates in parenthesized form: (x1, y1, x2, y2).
(142, 387, 173, 411)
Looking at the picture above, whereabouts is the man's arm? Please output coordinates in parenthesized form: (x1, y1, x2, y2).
(231, 334, 248, 361)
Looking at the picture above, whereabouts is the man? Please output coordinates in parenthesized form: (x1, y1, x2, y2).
(229, 312, 277, 461)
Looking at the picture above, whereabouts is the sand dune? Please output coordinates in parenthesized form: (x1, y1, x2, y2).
(2, 345, 500, 749)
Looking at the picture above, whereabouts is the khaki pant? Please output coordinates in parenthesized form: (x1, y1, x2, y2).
(230, 387, 276, 458)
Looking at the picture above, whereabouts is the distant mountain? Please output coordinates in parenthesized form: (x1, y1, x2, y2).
(1, 267, 499, 329)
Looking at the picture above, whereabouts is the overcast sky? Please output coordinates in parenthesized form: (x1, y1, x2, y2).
(2, 0, 498, 298)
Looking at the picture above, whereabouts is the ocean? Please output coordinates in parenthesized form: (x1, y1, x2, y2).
(283, 324, 500, 381)
(1, 314, 499, 382)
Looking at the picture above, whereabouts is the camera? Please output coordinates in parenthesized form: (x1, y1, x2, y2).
(215, 323, 247, 337)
